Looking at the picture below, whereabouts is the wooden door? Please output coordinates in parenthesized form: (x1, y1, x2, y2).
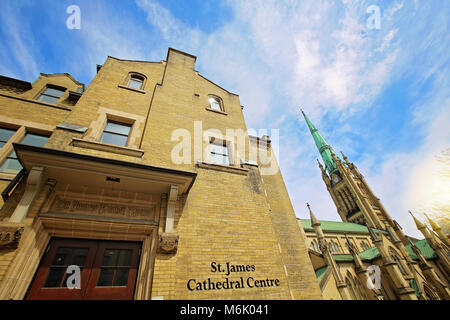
(26, 238, 141, 300)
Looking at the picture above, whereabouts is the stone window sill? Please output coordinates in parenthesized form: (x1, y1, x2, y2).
(72, 138, 144, 158)
(205, 107, 228, 116)
(117, 84, 146, 94)
(196, 161, 248, 175)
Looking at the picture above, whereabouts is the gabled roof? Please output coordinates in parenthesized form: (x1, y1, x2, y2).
(299, 218, 388, 234)
(358, 246, 380, 260)
(353, 239, 435, 262)
(405, 239, 437, 260)
(39, 73, 85, 91)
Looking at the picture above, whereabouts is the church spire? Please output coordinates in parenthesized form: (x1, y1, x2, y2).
(424, 213, 449, 246)
(301, 109, 338, 176)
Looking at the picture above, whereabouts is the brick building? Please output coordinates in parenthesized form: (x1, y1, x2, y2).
(0, 48, 322, 300)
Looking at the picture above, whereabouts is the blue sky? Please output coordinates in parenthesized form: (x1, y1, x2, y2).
(0, 0, 448, 238)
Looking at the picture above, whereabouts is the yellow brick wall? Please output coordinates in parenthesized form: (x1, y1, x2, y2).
(0, 48, 323, 300)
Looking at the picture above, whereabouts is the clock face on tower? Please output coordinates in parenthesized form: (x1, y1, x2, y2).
(332, 175, 340, 183)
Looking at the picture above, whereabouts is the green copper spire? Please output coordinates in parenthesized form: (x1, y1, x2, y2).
(301, 109, 338, 176)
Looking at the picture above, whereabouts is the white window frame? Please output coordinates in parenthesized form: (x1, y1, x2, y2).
(208, 138, 232, 166)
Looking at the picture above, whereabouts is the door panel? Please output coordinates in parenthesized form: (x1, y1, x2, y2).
(85, 241, 141, 300)
(26, 239, 141, 300)
(26, 239, 97, 300)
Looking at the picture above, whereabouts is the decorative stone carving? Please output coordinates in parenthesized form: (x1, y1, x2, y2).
(0, 223, 25, 249)
(158, 232, 179, 254)
(49, 195, 156, 221)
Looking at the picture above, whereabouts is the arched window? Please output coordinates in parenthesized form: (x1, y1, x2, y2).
(352, 275, 368, 300)
(127, 73, 146, 90)
(346, 272, 365, 300)
(360, 241, 370, 251)
(423, 283, 440, 300)
(310, 239, 320, 252)
(330, 240, 340, 253)
(389, 247, 407, 275)
(346, 277, 358, 300)
(208, 95, 223, 112)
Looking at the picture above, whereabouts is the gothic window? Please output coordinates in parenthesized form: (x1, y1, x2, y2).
(360, 241, 370, 251)
(329, 240, 340, 253)
(389, 248, 407, 275)
(423, 283, 440, 300)
(353, 275, 368, 300)
(310, 239, 320, 252)
(346, 272, 366, 300)
(346, 277, 358, 300)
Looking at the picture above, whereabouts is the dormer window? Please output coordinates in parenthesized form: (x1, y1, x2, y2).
(38, 86, 65, 104)
(127, 74, 145, 90)
(208, 96, 222, 112)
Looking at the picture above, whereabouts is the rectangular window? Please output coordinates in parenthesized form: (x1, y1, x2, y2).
(38, 87, 65, 104)
(209, 140, 230, 166)
(0, 127, 16, 149)
(0, 132, 49, 173)
(100, 121, 131, 147)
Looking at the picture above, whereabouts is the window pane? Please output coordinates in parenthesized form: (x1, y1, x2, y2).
(104, 121, 131, 135)
(0, 127, 16, 142)
(44, 267, 66, 288)
(210, 143, 228, 155)
(21, 134, 49, 147)
(113, 269, 129, 286)
(101, 132, 128, 146)
(43, 87, 65, 98)
(209, 98, 221, 111)
(97, 268, 114, 287)
(72, 248, 89, 266)
(38, 94, 60, 104)
(0, 158, 22, 173)
(128, 78, 143, 90)
(117, 250, 132, 266)
(210, 152, 229, 165)
(102, 249, 119, 266)
(52, 248, 72, 266)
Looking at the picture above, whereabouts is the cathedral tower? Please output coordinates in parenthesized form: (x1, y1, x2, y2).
(301, 110, 395, 230)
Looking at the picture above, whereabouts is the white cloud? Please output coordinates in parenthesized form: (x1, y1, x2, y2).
(0, 3, 39, 81)
(2, 0, 444, 240)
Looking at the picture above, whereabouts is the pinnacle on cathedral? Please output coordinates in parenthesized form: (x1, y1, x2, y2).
(301, 109, 392, 229)
(300, 109, 339, 176)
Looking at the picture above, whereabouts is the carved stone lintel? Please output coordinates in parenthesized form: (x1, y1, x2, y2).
(158, 232, 179, 254)
(0, 222, 25, 249)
